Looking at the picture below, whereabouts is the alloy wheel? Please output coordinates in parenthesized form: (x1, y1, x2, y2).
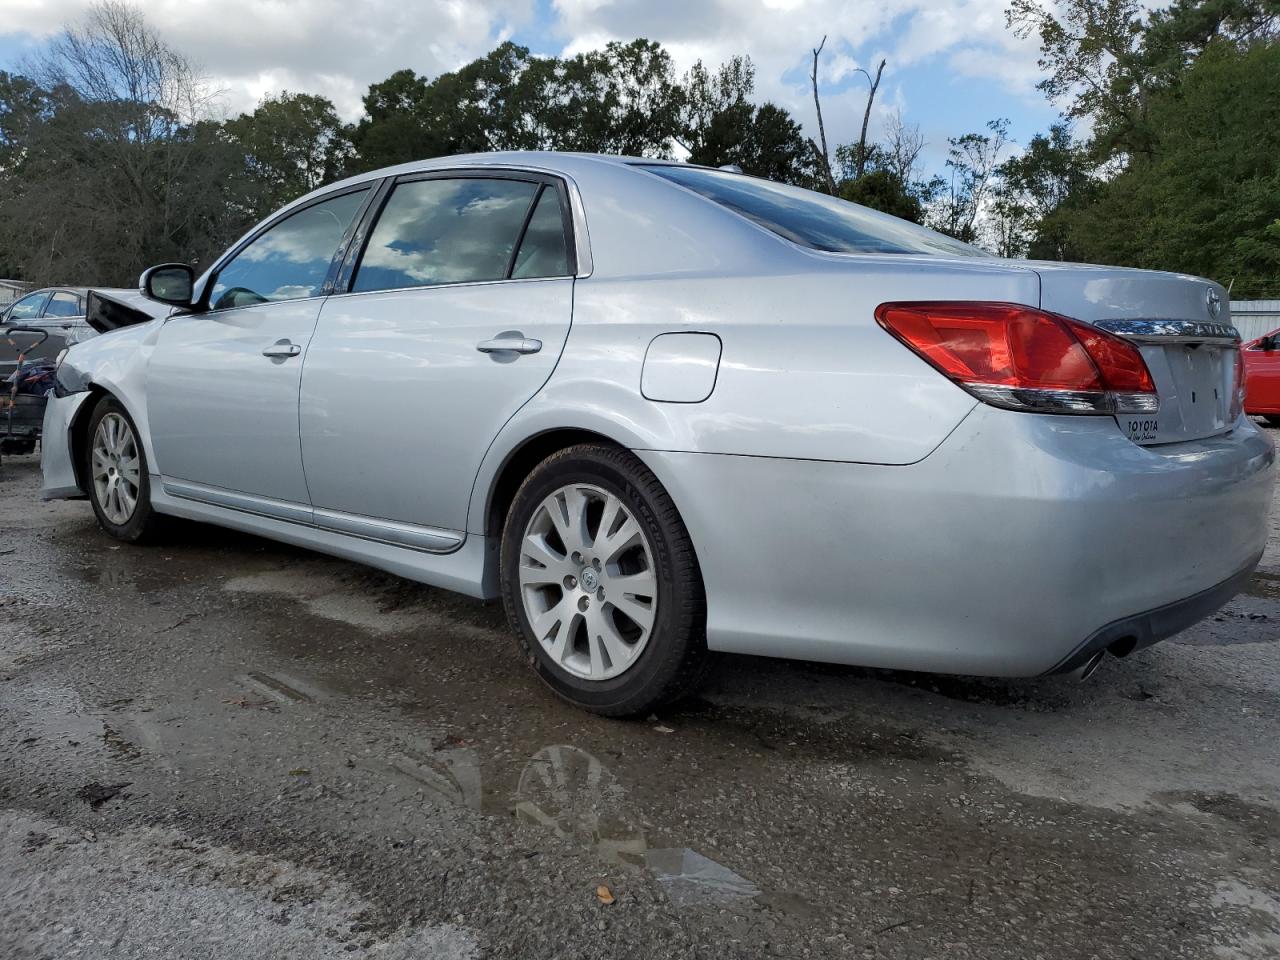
(91, 412, 141, 525)
(518, 483, 658, 681)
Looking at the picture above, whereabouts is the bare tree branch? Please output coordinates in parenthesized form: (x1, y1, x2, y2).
(809, 35, 836, 194)
(854, 58, 886, 179)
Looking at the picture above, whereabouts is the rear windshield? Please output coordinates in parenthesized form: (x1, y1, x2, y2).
(641, 165, 988, 259)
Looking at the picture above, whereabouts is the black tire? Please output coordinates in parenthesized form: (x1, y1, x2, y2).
(84, 395, 164, 543)
(500, 443, 709, 716)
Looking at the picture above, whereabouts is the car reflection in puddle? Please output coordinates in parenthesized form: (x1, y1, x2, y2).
(387, 739, 759, 909)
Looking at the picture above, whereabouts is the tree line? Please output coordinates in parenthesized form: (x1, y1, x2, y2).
(0, 0, 1276, 296)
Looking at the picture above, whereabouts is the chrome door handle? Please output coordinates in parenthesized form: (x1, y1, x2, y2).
(476, 337, 542, 355)
(262, 340, 302, 358)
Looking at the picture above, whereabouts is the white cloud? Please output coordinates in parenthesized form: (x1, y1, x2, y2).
(549, 0, 1043, 151)
(3, 0, 536, 118)
(2, 0, 1047, 149)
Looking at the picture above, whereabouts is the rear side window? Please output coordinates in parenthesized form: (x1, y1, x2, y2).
(44, 291, 83, 317)
(353, 178, 541, 292)
(511, 188, 570, 280)
(209, 189, 368, 310)
(641, 165, 988, 258)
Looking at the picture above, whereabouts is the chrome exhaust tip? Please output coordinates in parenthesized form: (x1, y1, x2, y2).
(1067, 650, 1106, 682)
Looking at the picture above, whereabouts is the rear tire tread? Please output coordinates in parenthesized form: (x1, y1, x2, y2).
(500, 443, 709, 717)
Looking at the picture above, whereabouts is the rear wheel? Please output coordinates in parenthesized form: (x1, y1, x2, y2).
(500, 443, 708, 716)
(85, 396, 163, 542)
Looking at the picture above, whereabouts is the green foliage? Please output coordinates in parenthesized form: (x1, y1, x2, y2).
(1065, 38, 1280, 294)
(223, 93, 354, 212)
(1005, 0, 1279, 291)
(838, 170, 924, 223)
(678, 58, 814, 184)
(992, 123, 1095, 259)
(930, 119, 1011, 243)
(348, 46, 814, 185)
(8, 0, 1273, 293)
(351, 40, 689, 169)
(0, 20, 819, 286)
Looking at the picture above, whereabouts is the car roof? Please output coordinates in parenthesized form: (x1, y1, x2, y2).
(28, 286, 89, 297)
(307, 151, 681, 203)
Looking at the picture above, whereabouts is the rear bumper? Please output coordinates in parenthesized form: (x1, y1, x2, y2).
(1044, 552, 1262, 674)
(638, 407, 1275, 677)
(40, 390, 89, 499)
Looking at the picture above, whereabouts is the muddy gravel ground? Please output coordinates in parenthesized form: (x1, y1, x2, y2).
(2, 445, 1279, 960)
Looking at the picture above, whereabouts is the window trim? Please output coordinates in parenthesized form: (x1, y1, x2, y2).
(335, 168, 578, 298)
(197, 181, 381, 313)
(506, 183, 548, 280)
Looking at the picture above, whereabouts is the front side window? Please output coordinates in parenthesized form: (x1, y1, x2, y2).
(641, 164, 989, 259)
(209, 189, 368, 310)
(44, 291, 83, 318)
(353, 178, 540, 293)
(7, 292, 48, 321)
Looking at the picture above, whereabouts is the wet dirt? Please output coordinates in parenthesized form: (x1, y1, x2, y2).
(2, 446, 1280, 958)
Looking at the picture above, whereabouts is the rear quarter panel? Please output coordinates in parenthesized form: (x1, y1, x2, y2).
(467, 253, 1041, 533)
(536, 255, 1039, 463)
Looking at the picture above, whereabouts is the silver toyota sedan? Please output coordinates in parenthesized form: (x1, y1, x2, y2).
(40, 152, 1274, 715)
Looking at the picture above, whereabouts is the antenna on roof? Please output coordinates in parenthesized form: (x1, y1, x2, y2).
(718, 164, 744, 174)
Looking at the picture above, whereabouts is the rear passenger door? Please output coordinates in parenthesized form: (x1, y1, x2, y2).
(299, 172, 576, 539)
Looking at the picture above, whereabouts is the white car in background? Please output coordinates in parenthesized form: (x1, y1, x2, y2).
(40, 153, 1274, 715)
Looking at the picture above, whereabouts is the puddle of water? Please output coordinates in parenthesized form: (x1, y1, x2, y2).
(374, 734, 760, 909)
(225, 570, 432, 636)
(60, 552, 192, 595)
(644, 848, 761, 908)
(385, 741, 485, 812)
(241, 671, 323, 705)
(1243, 572, 1280, 601)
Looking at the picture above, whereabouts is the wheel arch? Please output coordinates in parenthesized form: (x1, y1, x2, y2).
(68, 384, 115, 494)
(480, 427, 624, 541)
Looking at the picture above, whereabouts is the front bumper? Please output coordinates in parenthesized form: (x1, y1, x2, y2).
(638, 406, 1275, 677)
(40, 390, 90, 499)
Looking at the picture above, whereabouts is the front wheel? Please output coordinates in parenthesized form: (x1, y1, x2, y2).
(500, 443, 708, 716)
(85, 396, 163, 542)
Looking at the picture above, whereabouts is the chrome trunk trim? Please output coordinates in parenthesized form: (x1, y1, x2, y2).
(1093, 319, 1241, 345)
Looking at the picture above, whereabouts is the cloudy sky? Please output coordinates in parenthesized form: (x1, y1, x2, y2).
(0, 0, 1062, 174)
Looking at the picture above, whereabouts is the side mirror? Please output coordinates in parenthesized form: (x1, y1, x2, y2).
(1262, 335, 1278, 352)
(140, 263, 195, 308)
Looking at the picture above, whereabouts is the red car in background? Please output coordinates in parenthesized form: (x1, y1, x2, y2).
(1244, 328, 1280, 426)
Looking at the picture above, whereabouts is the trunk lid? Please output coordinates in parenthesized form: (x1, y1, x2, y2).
(1031, 263, 1239, 444)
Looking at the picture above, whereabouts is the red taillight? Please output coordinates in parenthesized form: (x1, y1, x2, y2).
(875, 301, 1158, 416)
(1231, 347, 1246, 420)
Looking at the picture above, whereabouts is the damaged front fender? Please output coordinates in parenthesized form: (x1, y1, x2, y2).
(41, 390, 92, 499)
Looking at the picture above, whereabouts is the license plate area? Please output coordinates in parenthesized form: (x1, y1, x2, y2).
(1121, 342, 1232, 445)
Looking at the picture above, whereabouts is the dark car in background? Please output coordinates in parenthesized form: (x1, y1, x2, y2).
(2, 287, 97, 379)
(2, 285, 164, 455)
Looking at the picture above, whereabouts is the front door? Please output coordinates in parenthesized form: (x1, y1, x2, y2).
(300, 174, 576, 534)
(147, 187, 369, 505)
